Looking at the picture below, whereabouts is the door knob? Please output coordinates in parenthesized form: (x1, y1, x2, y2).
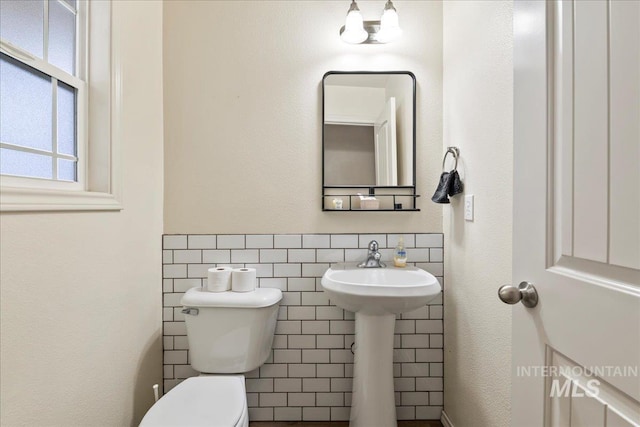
(498, 281, 538, 308)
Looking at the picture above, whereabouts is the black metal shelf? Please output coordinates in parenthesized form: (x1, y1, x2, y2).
(323, 185, 416, 189)
(322, 188, 420, 212)
(324, 208, 420, 212)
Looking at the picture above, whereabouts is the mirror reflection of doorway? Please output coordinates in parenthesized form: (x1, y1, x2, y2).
(374, 97, 398, 186)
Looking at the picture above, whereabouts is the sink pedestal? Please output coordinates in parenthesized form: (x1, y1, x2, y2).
(350, 312, 397, 427)
(321, 264, 441, 427)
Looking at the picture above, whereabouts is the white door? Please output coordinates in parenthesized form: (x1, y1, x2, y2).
(374, 97, 398, 186)
(512, 1, 640, 426)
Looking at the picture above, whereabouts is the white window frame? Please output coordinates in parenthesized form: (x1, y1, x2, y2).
(0, 0, 121, 211)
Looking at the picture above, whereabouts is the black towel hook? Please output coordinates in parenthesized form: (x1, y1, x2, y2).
(442, 146, 460, 172)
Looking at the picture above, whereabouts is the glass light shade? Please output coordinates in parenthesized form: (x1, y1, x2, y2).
(377, 6, 402, 43)
(341, 8, 368, 44)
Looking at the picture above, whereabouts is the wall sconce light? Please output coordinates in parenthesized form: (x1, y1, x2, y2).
(339, 0, 403, 45)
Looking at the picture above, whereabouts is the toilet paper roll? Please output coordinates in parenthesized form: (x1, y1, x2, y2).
(231, 268, 257, 292)
(207, 267, 233, 292)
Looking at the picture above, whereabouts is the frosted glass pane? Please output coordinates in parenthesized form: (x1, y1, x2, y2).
(48, 0, 75, 75)
(0, 0, 44, 58)
(0, 54, 52, 152)
(57, 158, 75, 181)
(0, 148, 52, 179)
(57, 81, 76, 156)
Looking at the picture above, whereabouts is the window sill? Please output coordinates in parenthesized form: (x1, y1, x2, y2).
(0, 186, 122, 212)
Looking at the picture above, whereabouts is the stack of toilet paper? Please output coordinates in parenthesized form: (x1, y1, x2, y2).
(206, 267, 256, 292)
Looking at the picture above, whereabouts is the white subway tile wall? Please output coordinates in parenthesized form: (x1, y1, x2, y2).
(162, 233, 444, 421)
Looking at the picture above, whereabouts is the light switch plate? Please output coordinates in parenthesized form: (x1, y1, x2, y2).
(464, 195, 474, 221)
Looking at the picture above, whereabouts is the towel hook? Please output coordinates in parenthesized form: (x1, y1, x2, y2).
(442, 147, 460, 171)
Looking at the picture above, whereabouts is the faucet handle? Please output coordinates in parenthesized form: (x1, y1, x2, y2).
(368, 240, 379, 251)
(374, 252, 386, 268)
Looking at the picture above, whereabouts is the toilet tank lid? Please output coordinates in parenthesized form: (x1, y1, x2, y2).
(181, 287, 282, 308)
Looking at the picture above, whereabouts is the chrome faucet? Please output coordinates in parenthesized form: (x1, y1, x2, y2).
(358, 240, 386, 268)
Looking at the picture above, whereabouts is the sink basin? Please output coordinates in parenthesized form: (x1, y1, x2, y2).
(321, 263, 442, 427)
(321, 263, 441, 315)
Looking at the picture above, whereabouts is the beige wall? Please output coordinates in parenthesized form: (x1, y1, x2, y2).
(0, 2, 164, 425)
(163, 0, 443, 234)
(442, 1, 513, 426)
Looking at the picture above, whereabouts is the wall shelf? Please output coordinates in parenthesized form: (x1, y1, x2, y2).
(322, 187, 420, 211)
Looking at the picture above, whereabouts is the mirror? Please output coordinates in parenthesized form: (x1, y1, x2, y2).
(322, 71, 415, 188)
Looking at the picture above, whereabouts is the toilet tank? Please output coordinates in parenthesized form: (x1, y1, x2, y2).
(181, 287, 282, 373)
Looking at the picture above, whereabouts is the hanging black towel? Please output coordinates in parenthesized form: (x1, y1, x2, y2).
(448, 170, 464, 197)
(433, 147, 464, 204)
(431, 172, 454, 204)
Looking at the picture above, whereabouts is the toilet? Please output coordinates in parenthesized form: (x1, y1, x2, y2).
(140, 286, 282, 427)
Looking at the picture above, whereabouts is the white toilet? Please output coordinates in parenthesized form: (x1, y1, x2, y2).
(140, 286, 282, 427)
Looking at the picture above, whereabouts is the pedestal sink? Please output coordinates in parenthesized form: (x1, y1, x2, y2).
(321, 263, 441, 427)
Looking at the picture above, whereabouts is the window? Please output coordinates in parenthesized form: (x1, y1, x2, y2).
(0, 0, 119, 211)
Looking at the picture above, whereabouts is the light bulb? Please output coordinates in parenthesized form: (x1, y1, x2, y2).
(377, 0, 402, 43)
(340, 1, 368, 44)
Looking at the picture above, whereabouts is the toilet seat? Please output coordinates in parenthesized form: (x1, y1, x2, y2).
(139, 376, 247, 427)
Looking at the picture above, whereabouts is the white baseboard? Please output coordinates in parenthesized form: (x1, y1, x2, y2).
(441, 410, 454, 427)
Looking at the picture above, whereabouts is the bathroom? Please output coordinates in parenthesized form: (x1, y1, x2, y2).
(1, 1, 638, 426)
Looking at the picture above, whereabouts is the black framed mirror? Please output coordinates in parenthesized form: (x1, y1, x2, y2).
(322, 71, 418, 211)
